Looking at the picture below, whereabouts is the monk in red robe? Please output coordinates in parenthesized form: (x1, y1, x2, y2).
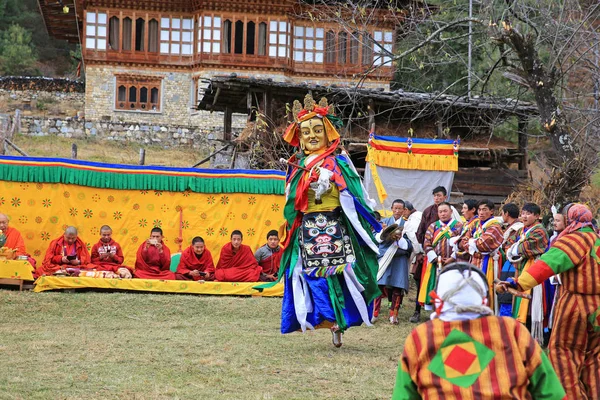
(133, 227, 175, 280)
(254, 229, 282, 279)
(0, 213, 36, 267)
(176, 236, 215, 281)
(215, 230, 270, 282)
(36, 226, 90, 277)
(90, 225, 132, 278)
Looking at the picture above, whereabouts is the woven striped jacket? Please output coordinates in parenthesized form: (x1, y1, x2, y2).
(393, 316, 566, 400)
(516, 227, 600, 295)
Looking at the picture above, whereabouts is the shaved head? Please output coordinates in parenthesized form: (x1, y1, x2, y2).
(0, 213, 9, 231)
(65, 226, 78, 235)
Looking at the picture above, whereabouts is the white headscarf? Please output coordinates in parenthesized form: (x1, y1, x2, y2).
(430, 263, 493, 321)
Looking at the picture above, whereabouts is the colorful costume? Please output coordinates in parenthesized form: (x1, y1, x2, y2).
(465, 217, 504, 312)
(497, 220, 524, 316)
(509, 204, 600, 399)
(394, 316, 566, 399)
(37, 235, 90, 277)
(394, 263, 565, 400)
(454, 216, 479, 262)
(176, 245, 215, 281)
(507, 223, 549, 343)
(418, 219, 462, 308)
(214, 243, 261, 282)
(276, 97, 380, 337)
(133, 241, 174, 280)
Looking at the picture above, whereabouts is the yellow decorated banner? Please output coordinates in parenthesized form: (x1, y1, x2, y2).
(0, 181, 286, 267)
(33, 276, 284, 297)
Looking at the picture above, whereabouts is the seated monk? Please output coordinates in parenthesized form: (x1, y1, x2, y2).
(0, 213, 36, 267)
(36, 226, 90, 277)
(176, 236, 215, 281)
(215, 230, 272, 282)
(133, 227, 175, 280)
(254, 229, 282, 280)
(90, 225, 132, 279)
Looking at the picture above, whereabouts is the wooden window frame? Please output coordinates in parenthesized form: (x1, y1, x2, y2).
(85, 11, 107, 51)
(373, 30, 394, 66)
(160, 16, 194, 56)
(199, 15, 222, 54)
(115, 75, 162, 112)
(293, 25, 324, 64)
(268, 20, 289, 59)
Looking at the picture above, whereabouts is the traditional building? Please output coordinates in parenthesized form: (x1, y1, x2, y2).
(37, 0, 398, 131)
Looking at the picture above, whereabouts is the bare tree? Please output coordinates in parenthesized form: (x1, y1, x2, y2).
(300, 0, 600, 206)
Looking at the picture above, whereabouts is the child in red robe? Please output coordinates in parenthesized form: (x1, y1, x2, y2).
(176, 236, 215, 281)
(90, 225, 132, 278)
(36, 226, 90, 277)
(133, 227, 175, 280)
(253, 229, 282, 279)
(215, 230, 264, 282)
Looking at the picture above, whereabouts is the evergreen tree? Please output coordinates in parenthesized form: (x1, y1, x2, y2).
(0, 24, 38, 75)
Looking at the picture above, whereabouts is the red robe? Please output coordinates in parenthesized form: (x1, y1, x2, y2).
(258, 247, 282, 276)
(90, 239, 131, 272)
(133, 241, 175, 280)
(3, 226, 36, 267)
(215, 243, 262, 282)
(36, 236, 90, 278)
(176, 245, 215, 281)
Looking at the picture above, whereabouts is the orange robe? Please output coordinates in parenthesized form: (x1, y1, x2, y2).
(90, 239, 131, 272)
(36, 236, 90, 277)
(176, 245, 215, 281)
(133, 241, 175, 280)
(215, 243, 261, 282)
(3, 226, 36, 267)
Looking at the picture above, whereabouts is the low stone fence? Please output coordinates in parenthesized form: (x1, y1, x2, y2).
(19, 116, 238, 148)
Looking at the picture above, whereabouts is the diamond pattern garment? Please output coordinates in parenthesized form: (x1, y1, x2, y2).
(392, 316, 566, 400)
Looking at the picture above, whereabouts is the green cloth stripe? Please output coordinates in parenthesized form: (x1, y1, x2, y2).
(527, 351, 566, 399)
(392, 364, 422, 400)
(0, 164, 284, 195)
(541, 247, 576, 274)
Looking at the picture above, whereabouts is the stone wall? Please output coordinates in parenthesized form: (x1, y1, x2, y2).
(83, 65, 247, 139)
(18, 116, 236, 148)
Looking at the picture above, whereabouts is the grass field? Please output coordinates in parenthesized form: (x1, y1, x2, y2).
(0, 290, 415, 400)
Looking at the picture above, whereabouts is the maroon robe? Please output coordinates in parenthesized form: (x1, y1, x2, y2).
(133, 241, 175, 280)
(175, 245, 215, 281)
(36, 236, 90, 278)
(90, 239, 131, 272)
(214, 243, 261, 282)
(258, 247, 282, 276)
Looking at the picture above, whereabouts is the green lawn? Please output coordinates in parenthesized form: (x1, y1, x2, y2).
(0, 290, 414, 400)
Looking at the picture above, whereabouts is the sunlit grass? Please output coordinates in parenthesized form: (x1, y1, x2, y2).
(0, 290, 416, 399)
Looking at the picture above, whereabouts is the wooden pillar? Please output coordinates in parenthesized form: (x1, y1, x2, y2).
(368, 98, 376, 133)
(224, 106, 232, 141)
(247, 90, 253, 122)
(263, 90, 273, 130)
(518, 117, 528, 170)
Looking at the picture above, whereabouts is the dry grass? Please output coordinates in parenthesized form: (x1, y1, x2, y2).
(0, 290, 415, 400)
(11, 135, 209, 168)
